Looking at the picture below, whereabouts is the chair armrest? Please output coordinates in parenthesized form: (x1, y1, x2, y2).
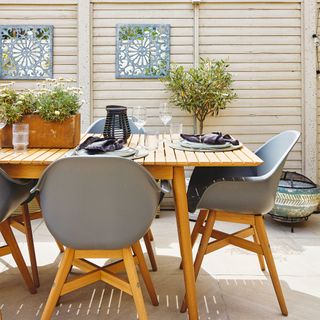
(198, 178, 275, 215)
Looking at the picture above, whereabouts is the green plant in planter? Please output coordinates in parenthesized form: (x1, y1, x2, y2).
(0, 79, 83, 124)
(161, 58, 236, 134)
(37, 79, 83, 122)
(0, 85, 22, 124)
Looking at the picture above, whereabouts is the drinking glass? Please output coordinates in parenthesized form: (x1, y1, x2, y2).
(170, 122, 183, 142)
(12, 123, 29, 153)
(159, 103, 172, 138)
(0, 112, 7, 153)
(132, 106, 147, 149)
(144, 130, 159, 152)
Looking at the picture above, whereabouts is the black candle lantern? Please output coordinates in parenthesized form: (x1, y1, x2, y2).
(103, 105, 131, 143)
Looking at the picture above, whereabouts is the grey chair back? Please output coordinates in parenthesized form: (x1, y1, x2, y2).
(0, 168, 34, 222)
(197, 130, 300, 214)
(254, 130, 300, 177)
(85, 117, 142, 134)
(34, 157, 160, 250)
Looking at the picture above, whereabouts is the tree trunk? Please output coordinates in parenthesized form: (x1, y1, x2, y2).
(199, 120, 204, 135)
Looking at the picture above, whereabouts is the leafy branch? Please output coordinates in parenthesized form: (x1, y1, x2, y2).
(161, 58, 236, 134)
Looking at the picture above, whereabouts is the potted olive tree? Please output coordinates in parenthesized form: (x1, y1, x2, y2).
(161, 58, 236, 134)
(0, 79, 83, 148)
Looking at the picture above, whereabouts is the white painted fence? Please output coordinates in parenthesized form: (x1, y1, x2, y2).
(0, 0, 318, 182)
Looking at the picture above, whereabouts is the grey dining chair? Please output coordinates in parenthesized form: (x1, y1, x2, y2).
(33, 157, 161, 320)
(85, 116, 160, 271)
(0, 168, 36, 293)
(181, 130, 300, 316)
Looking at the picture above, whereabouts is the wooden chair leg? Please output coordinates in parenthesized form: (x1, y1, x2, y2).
(0, 220, 36, 294)
(41, 248, 75, 320)
(132, 242, 159, 306)
(123, 247, 148, 320)
(143, 231, 157, 272)
(55, 240, 65, 253)
(254, 215, 288, 316)
(181, 211, 216, 313)
(179, 209, 208, 270)
(21, 203, 40, 288)
(252, 224, 266, 271)
(147, 229, 154, 242)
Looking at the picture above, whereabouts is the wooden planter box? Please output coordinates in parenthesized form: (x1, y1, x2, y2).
(1, 113, 81, 148)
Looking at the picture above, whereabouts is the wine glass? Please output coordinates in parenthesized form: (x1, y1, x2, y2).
(132, 106, 147, 149)
(159, 103, 172, 140)
(0, 111, 7, 153)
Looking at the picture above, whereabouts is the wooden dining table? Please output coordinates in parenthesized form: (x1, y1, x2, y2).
(0, 134, 263, 320)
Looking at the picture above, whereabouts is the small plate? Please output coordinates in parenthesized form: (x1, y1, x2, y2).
(107, 147, 137, 157)
(180, 140, 232, 149)
(168, 142, 243, 152)
(70, 146, 136, 157)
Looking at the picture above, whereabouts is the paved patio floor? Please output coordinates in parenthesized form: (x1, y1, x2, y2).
(1, 211, 320, 320)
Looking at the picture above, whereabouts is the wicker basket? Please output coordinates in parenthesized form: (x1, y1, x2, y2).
(269, 172, 320, 221)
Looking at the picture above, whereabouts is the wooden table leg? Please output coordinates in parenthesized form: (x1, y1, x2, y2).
(173, 166, 198, 320)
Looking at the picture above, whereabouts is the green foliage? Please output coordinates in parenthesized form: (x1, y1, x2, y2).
(0, 79, 83, 124)
(119, 25, 159, 41)
(0, 86, 23, 124)
(37, 81, 82, 122)
(161, 58, 237, 134)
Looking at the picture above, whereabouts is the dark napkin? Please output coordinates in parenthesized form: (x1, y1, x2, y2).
(180, 132, 239, 146)
(77, 136, 124, 154)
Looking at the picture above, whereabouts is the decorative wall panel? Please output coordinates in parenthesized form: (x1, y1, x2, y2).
(0, 25, 53, 80)
(116, 24, 170, 79)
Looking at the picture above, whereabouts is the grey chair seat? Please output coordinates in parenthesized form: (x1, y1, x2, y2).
(187, 167, 255, 213)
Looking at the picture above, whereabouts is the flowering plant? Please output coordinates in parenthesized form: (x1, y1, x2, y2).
(0, 78, 84, 125)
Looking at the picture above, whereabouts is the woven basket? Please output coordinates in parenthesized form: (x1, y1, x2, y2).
(270, 172, 320, 219)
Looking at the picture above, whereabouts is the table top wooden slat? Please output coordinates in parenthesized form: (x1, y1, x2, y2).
(155, 147, 166, 164)
(31, 149, 61, 164)
(241, 146, 262, 164)
(164, 144, 177, 164)
(223, 151, 243, 163)
(204, 151, 221, 164)
(0, 134, 263, 168)
(0, 149, 16, 160)
(42, 149, 70, 164)
(194, 151, 210, 163)
(1, 149, 29, 162)
(23, 149, 51, 164)
(184, 151, 199, 164)
(143, 150, 155, 165)
(233, 149, 255, 165)
(9, 148, 42, 163)
(173, 148, 188, 165)
(214, 151, 233, 164)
